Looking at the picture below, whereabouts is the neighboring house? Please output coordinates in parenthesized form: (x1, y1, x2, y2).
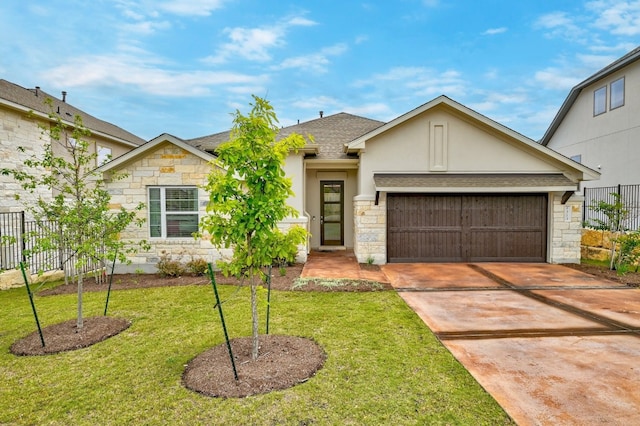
(100, 96, 598, 271)
(541, 46, 640, 189)
(0, 79, 146, 213)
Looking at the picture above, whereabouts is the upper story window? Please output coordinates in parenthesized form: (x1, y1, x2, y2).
(570, 154, 582, 164)
(148, 187, 199, 238)
(97, 146, 112, 165)
(610, 77, 625, 110)
(594, 86, 607, 116)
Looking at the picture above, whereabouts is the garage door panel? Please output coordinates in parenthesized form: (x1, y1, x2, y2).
(469, 230, 545, 262)
(388, 193, 547, 263)
(389, 230, 463, 262)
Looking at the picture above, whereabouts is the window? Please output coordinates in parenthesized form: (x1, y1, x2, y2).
(610, 77, 625, 110)
(570, 154, 582, 163)
(97, 146, 112, 165)
(594, 86, 606, 116)
(148, 187, 199, 238)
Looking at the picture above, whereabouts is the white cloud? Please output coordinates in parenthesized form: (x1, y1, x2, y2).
(353, 67, 468, 100)
(534, 68, 583, 91)
(587, 0, 640, 36)
(534, 11, 586, 41)
(275, 43, 348, 73)
(482, 27, 508, 35)
(292, 96, 340, 110)
(121, 20, 172, 35)
(159, 0, 227, 16)
(344, 102, 393, 117)
(204, 16, 318, 64)
(43, 54, 266, 97)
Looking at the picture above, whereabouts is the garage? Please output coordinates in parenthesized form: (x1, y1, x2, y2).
(387, 193, 547, 263)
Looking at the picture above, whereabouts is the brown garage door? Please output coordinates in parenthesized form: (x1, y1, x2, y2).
(387, 193, 547, 263)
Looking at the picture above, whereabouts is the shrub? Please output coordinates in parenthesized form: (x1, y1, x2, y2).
(186, 257, 209, 276)
(156, 252, 185, 277)
(616, 231, 640, 273)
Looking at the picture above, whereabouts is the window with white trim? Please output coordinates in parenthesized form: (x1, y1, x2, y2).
(97, 146, 112, 165)
(610, 77, 625, 110)
(594, 86, 606, 116)
(148, 187, 199, 238)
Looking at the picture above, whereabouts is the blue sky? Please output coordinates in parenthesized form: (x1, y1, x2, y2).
(1, 1, 639, 141)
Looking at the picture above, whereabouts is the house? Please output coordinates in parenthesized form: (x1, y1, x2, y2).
(100, 95, 598, 272)
(0, 79, 146, 213)
(541, 46, 640, 189)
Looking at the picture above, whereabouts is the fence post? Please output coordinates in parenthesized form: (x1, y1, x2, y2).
(583, 187, 588, 225)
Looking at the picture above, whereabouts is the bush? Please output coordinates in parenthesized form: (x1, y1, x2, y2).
(186, 257, 209, 276)
(156, 252, 185, 277)
(616, 231, 640, 273)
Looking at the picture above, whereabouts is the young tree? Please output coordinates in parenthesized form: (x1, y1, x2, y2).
(589, 192, 629, 270)
(1, 98, 146, 329)
(200, 96, 308, 360)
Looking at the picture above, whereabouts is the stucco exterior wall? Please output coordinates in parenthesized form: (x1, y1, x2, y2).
(547, 62, 640, 187)
(357, 107, 568, 196)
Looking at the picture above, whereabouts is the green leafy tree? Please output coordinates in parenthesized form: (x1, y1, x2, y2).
(1, 98, 146, 329)
(200, 96, 308, 360)
(588, 193, 629, 270)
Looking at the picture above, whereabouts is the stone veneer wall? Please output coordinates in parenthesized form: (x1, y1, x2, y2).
(0, 108, 51, 213)
(107, 144, 307, 273)
(353, 192, 584, 265)
(549, 193, 583, 264)
(353, 194, 387, 264)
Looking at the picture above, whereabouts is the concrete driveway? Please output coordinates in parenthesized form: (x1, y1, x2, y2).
(382, 263, 640, 425)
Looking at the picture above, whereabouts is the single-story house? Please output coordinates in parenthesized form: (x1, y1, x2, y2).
(99, 95, 599, 272)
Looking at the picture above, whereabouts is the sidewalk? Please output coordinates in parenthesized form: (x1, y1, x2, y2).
(301, 250, 388, 283)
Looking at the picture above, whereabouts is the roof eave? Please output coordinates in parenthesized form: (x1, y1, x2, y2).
(541, 46, 640, 146)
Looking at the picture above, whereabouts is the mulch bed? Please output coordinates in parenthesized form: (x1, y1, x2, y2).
(562, 263, 640, 287)
(10, 316, 131, 356)
(183, 335, 326, 398)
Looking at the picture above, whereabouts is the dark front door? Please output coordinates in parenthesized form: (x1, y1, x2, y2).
(321, 181, 344, 246)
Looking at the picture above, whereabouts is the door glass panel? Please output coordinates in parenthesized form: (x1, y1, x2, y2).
(323, 223, 341, 241)
(323, 204, 341, 221)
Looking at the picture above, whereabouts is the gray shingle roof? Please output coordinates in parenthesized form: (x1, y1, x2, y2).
(187, 112, 385, 160)
(0, 79, 145, 147)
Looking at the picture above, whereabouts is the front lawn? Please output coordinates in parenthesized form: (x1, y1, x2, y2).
(0, 283, 513, 425)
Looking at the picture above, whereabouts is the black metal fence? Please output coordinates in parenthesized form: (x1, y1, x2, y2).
(583, 184, 640, 231)
(0, 212, 62, 274)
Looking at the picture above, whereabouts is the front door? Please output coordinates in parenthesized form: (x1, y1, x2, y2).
(320, 181, 344, 246)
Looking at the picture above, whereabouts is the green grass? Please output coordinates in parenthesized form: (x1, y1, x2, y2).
(0, 284, 513, 425)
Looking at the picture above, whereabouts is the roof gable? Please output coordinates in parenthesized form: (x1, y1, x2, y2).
(96, 133, 215, 173)
(348, 95, 599, 181)
(540, 46, 640, 146)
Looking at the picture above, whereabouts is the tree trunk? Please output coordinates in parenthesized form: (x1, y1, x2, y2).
(251, 270, 259, 360)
